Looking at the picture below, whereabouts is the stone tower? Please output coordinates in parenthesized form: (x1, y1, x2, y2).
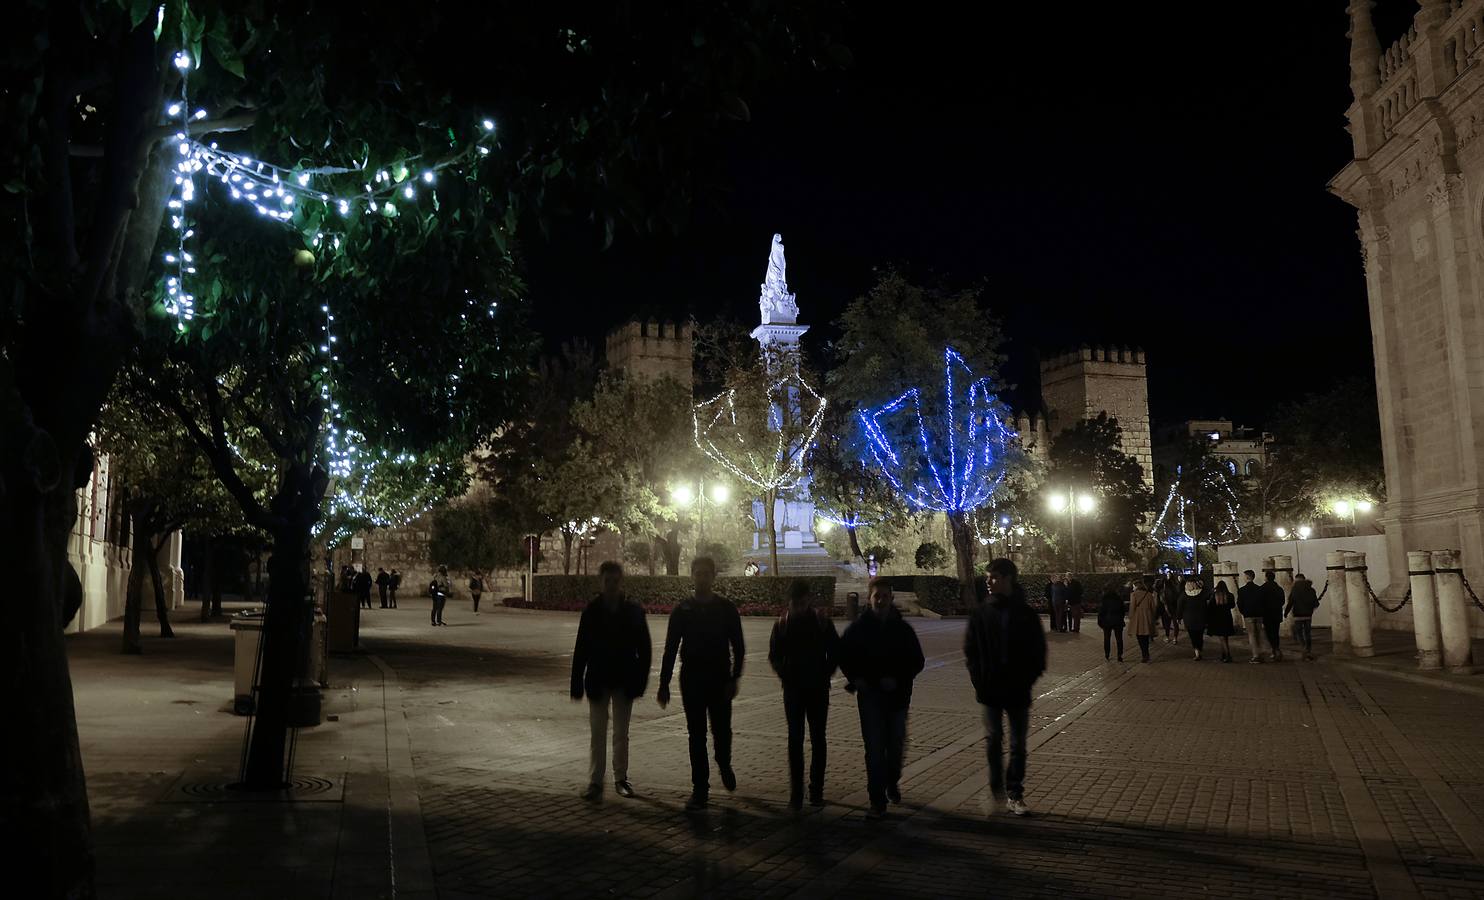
(1329, 0, 1484, 605)
(604, 319, 693, 390)
(1039, 346, 1153, 487)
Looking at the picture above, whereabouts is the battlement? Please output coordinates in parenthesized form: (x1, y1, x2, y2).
(604, 319, 693, 389)
(1040, 345, 1146, 374)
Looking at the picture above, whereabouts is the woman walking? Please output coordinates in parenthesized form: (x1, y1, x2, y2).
(1206, 581, 1237, 662)
(768, 580, 840, 810)
(1127, 575, 1159, 663)
(1182, 574, 1209, 660)
(1097, 586, 1125, 662)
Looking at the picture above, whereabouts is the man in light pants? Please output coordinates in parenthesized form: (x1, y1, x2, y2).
(571, 561, 652, 800)
(1237, 569, 1266, 662)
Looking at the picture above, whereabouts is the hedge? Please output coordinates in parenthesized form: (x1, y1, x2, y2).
(1019, 572, 1142, 612)
(512, 574, 837, 617)
(871, 572, 1144, 617)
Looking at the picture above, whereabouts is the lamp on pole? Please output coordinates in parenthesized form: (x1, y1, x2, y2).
(1048, 488, 1097, 571)
(671, 479, 730, 554)
(1332, 499, 1373, 537)
(1274, 524, 1312, 570)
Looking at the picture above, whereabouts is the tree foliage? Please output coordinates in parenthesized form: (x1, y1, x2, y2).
(1046, 412, 1153, 565)
(1261, 377, 1385, 523)
(428, 496, 526, 581)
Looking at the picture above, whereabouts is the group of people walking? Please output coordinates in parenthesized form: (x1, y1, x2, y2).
(1100, 569, 1320, 664)
(570, 557, 1049, 819)
(346, 565, 402, 609)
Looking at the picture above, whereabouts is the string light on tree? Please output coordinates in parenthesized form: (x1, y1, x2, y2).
(692, 372, 827, 493)
(1150, 462, 1243, 560)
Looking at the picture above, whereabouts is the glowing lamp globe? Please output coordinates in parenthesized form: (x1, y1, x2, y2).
(671, 485, 695, 506)
(1333, 500, 1352, 517)
(709, 484, 730, 503)
(1047, 494, 1069, 513)
(1356, 500, 1373, 513)
(1298, 526, 1312, 539)
(1275, 527, 1289, 539)
(1076, 494, 1096, 514)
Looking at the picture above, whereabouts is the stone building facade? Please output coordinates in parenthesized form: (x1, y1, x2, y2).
(1037, 346, 1154, 486)
(1330, 0, 1484, 615)
(1153, 420, 1271, 480)
(604, 320, 693, 392)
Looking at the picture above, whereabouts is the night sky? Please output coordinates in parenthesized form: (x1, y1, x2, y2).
(522, 2, 1421, 428)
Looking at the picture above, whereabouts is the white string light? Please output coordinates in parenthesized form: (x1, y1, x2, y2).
(693, 372, 826, 494)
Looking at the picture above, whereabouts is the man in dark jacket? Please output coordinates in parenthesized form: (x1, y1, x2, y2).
(839, 579, 925, 819)
(966, 559, 1047, 817)
(1260, 569, 1286, 661)
(571, 561, 652, 801)
(375, 567, 391, 608)
(1047, 575, 1067, 632)
(1237, 569, 1265, 662)
(388, 569, 401, 608)
(768, 579, 840, 809)
(1285, 573, 1320, 660)
(353, 567, 373, 610)
(1064, 575, 1085, 633)
(658, 556, 745, 811)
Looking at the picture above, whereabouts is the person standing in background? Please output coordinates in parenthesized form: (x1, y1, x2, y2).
(1285, 573, 1320, 660)
(1127, 575, 1159, 663)
(768, 579, 839, 810)
(571, 561, 651, 801)
(1097, 584, 1125, 662)
(1237, 569, 1265, 662)
(388, 569, 401, 608)
(1260, 569, 1286, 662)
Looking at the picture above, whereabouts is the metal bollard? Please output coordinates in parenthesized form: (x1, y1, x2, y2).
(1326, 551, 1351, 652)
(845, 591, 860, 623)
(1344, 551, 1374, 658)
(1408, 551, 1442, 670)
(1433, 549, 1475, 674)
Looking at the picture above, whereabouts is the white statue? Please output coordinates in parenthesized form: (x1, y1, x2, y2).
(759, 233, 799, 325)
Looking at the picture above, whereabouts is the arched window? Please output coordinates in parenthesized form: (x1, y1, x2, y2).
(1245, 459, 1259, 477)
(1223, 458, 1238, 476)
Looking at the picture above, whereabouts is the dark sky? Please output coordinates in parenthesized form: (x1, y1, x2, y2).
(521, 2, 1421, 428)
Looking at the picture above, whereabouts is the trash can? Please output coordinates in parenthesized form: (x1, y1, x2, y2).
(230, 611, 265, 715)
(327, 590, 360, 653)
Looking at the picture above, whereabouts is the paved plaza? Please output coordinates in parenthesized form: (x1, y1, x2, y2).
(71, 599, 1484, 899)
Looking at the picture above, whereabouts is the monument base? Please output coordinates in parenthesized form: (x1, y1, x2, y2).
(744, 543, 840, 577)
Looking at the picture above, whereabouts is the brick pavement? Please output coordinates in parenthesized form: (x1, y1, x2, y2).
(64, 595, 1484, 899)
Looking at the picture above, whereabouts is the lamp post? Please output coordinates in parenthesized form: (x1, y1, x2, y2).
(1332, 499, 1373, 537)
(671, 479, 730, 553)
(1274, 524, 1312, 571)
(1048, 488, 1097, 571)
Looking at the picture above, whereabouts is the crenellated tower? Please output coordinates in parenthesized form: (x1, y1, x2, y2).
(1038, 345, 1152, 487)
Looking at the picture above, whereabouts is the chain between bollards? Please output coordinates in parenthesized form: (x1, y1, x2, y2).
(1359, 566, 1410, 613)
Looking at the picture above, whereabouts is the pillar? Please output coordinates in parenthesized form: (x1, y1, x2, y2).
(1408, 550, 1442, 670)
(1274, 554, 1294, 639)
(1345, 551, 1374, 658)
(1433, 549, 1475, 673)
(1326, 551, 1351, 652)
(159, 529, 185, 610)
(1216, 561, 1239, 599)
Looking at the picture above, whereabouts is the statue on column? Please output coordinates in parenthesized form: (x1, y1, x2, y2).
(758, 233, 799, 326)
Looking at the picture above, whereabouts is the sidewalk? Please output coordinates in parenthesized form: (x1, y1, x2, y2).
(71, 604, 430, 900)
(1321, 626, 1484, 694)
(69, 599, 1484, 898)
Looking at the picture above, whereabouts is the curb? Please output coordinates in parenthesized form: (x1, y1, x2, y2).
(366, 653, 438, 897)
(1321, 654, 1484, 698)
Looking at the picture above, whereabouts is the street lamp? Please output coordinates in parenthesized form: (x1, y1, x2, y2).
(1332, 498, 1373, 536)
(1047, 488, 1097, 571)
(1274, 524, 1311, 572)
(671, 478, 730, 550)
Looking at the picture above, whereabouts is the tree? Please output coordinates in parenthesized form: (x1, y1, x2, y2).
(428, 496, 526, 586)
(830, 271, 1026, 604)
(809, 399, 912, 559)
(1152, 439, 1246, 565)
(1261, 377, 1386, 525)
(1046, 413, 1153, 567)
(3, 2, 846, 885)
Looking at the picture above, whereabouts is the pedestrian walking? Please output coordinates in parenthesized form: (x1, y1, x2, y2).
(1097, 585, 1125, 662)
(768, 579, 840, 810)
(375, 567, 391, 608)
(1164, 575, 1184, 643)
(1127, 575, 1159, 662)
(839, 578, 925, 819)
(1207, 581, 1237, 662)
(1260, 569, 1286, 661)
(571, 561, 652, 801)
(430, 565, 451, 626)
(469, 574, 484, 614)
(1182, 574, 1209, 661)
(353, 566, 373, 610)
(389, 569, 401, 608)
(965, 559, 1047, 818)
(1285, 573, 1320, 660)
(657, 556, 745, 811)
(1237, 569, 1265, 662)
(1065, 574, 1084, 633)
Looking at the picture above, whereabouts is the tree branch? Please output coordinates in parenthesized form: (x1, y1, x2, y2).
(154, 381, 282, 533)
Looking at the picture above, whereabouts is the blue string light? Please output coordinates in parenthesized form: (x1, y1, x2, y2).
(857, 347, 1017, 514)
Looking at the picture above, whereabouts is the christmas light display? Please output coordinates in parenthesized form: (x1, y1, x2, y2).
(1150, 462, 1243, 557)
(858, 347, 1017, 513)
(693, 372, 826, 494)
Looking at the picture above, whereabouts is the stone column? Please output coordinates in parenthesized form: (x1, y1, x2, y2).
(160, 529, 185, 610)
(1274, 554, 1294, 639)
(1434, 549, 1475, 673)
(1408, 550, 1442, 670)
(1326, 551, 1351, 653)
(1216, 561, 1239, 599)
(1345, 551, 1374, 658)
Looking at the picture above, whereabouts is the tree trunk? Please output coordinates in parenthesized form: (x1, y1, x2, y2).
(149, 540, 173, 638)
(765, 489, 779, 577)
(199, 535, 214, 621)
(122, 527, 148, 655)
(847, 523, 863, 560)
(240, 466, 326, 790)
(948, 511, 978, 608)
(1, 426, 98, 898)
(561, 528, 574, 574)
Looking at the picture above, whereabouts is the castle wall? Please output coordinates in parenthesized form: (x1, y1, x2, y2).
(604, 320, 693, 390)
(1332, 0, 1484, 633)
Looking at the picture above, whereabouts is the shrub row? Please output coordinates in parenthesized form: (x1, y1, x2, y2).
(514, 574, 837, 617)
(872, 572, 1144, 617)
(1019, 572, 1142, 611)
